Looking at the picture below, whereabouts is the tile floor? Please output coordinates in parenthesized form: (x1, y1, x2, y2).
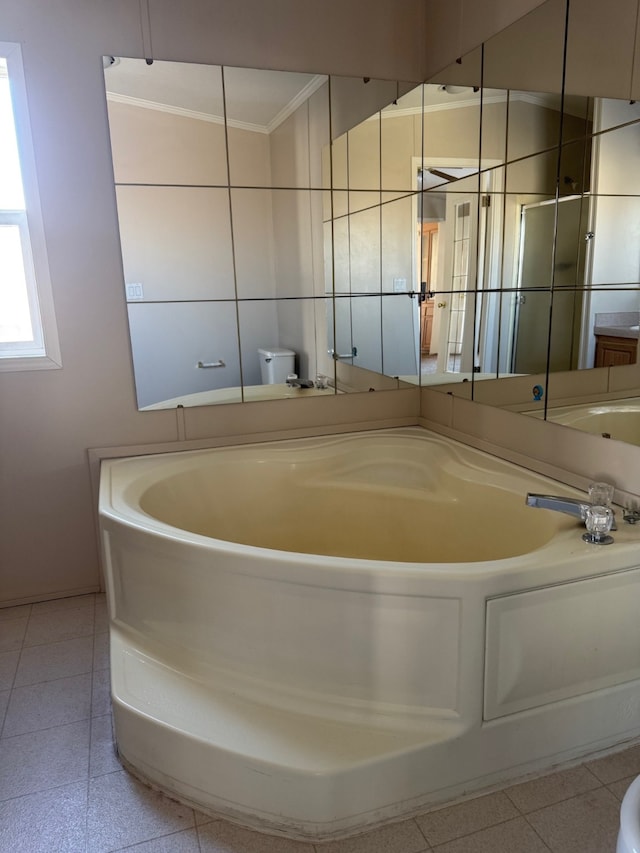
(0, 593, 636, 852)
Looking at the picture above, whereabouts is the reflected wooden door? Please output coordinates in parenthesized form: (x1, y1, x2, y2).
(420, 222, 438, 353)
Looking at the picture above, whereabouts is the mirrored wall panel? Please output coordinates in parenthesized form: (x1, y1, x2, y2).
(103, 0, 640, 435)
(104, 59, 340, 408)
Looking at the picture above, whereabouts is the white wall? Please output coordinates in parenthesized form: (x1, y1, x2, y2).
(0, 0, 548, 606)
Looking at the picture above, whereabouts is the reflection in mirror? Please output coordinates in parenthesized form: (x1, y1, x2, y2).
(467, 0, 640, 435)
(425, 0, 639, 432)
(104, 0, 640, 429)
(104, 58, 340, 409)
(324, 78, 422, 386)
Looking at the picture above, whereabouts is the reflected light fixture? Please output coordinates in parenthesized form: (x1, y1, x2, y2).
(438, 85, 479, 94)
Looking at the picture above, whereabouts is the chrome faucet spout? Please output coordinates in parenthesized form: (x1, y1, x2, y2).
(525, 493, 591, 522)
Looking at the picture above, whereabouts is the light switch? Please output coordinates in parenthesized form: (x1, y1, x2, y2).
(126, 283, 144, 300)
(393, 278, 407, 292)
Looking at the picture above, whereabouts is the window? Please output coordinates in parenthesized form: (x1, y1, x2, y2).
(0, 42, 60, 370)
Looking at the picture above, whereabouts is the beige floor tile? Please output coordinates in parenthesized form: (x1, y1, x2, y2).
(0, 617, 28, 652)
(89, 713, 122, 777)
(0, 719, 90, 800)
(0, 689, 9, 724)
(23, 606, 95, 647)
(197, 820, 316, 852)
(31, 594, 95, 614)
(14, 635, 94, 686)
(504, 765, 601, 813)
(0, 780, 87, 852)
(416, 792, 518, 846)
(318, 819, 429, 853)
(87, 769, 195, 852)
(586, 744, 640, 784)
(2, 672, 92, 736)
(94, 596, 108, 633)
(526, 787, 620, 853)
(431, 817, 550, 853)
(91, 668, 112, 717)
(607, 774, 636, 801)
(117, 829, 201, 851)
(0, 604, 32, 622)
(92, 631, 109, 671)
(0, 650, 19, 690)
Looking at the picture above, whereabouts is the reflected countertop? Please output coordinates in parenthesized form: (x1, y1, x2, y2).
(594, 311, 640, 339)
(593, 324, 640, 339)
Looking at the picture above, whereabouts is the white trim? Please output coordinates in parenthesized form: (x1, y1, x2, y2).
(0, 41, 61, 371)
(106, 74, 327, 136)
(379, 91, 572, 123)
(106, 91, 267, 133)
(380, 93, 509, 122)
(266, 75, 327, 133)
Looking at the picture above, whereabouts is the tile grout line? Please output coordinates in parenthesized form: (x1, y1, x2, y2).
(421, 815, 522, 850)
(85, 594, 98, 853)
(411, 815, 434, 851)
(502, 777, 607, 817)
(0, 604, 32, 737)
(518, 811, 555, 853)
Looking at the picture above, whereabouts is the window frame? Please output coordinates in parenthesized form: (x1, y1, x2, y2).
(0, 41, 61, 371)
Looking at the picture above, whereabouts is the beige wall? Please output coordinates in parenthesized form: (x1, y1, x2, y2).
(0, 0, 548, 606)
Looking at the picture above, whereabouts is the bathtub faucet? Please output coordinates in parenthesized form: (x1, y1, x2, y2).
(286, 377, 315, 388)
(525, 493, 617, 530)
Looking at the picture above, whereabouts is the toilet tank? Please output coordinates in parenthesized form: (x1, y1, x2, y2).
(258, 348, 296, 384)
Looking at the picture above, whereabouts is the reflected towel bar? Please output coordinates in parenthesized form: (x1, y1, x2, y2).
(197, 360, 226, 368)
(329, 347, 358, 360)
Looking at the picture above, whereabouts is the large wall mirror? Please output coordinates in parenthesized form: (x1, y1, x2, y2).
(103, 0, 640, 445)
(416, 0, 640, 449)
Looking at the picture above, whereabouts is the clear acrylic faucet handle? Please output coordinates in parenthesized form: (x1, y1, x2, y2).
(583, 505, 614, 545)
(588, 481, 614, 507)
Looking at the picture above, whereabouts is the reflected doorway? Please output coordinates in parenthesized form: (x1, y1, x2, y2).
(420, 221, 439, 355)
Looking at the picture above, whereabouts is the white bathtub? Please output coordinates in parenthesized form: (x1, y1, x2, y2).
(528, 397, 640, 445)
(99, 427, 640, 840)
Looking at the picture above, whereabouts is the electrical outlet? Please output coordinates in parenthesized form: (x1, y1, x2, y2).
(393, 278, 407, 292)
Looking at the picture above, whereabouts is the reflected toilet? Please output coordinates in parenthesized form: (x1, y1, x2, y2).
(258, 347, 296, 384)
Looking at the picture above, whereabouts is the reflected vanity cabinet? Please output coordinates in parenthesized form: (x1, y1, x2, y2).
(594, 334, 638, 367)
(593, 312, 640, 368)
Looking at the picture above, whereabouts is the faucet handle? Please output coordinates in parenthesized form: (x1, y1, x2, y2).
(588, 481, 615, 507)
(582, 505, 614, 545)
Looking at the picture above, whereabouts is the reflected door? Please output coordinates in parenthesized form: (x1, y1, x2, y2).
(512, 197, 586, 374)
(436, 195, 479, 373)
(420, 222, 438, 353)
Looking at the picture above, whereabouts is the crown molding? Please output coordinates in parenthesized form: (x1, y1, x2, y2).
(107, 74, 327, 135)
